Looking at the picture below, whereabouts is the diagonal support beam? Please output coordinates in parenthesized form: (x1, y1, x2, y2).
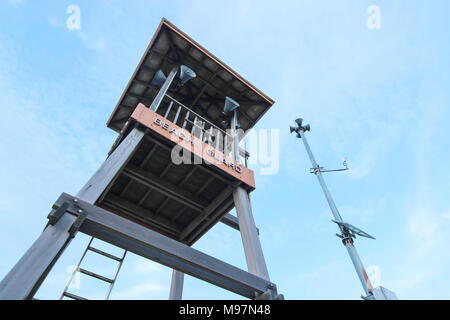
(103, 194, 182, 234)
(53, 193, 278, 299)
(185, 195, 235, 245)
(220, 213, 259, 235)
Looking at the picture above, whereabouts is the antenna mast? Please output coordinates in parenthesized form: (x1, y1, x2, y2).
(290, 118, 397, 300)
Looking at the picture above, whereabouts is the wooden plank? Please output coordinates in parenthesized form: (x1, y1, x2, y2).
(143, 135, 232, 185)
(103, 194, 181, 234)
(123, 164, 207, 212)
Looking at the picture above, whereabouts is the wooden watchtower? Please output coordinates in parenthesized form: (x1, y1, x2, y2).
(0, 19, 281, 300)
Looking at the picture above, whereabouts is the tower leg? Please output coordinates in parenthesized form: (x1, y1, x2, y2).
(77, 127, 145, 204)
(233, 186, 270, 281)
(169, 270, 184, 300)
(0, 213, 77, 300)
(0, 127, 145, 300)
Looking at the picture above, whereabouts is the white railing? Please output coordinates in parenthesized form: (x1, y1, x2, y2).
(155, 94, 249, 167)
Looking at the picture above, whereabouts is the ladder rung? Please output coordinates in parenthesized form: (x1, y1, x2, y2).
(88, 246, 122, 262)
(78, 268, 114, 283)
(62, 292, 88, 301)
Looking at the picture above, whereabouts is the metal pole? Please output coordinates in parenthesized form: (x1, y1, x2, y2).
(231, 110, 239, 162)
(298, 131, 343, 223)
(298, 130, 372, 296)
(150, 67, 178, 112)
(345, 244, 373, 295)
(169, 270, 184, 300)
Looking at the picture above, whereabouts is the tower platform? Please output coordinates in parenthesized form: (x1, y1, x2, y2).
(97, 104, 256, 245)
(95, 19, 275, 246)
(107, 19, 274, 134)
(0, 18, 281, 301)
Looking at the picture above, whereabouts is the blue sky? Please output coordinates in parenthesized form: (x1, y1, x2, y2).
(1, 0, 450, 300)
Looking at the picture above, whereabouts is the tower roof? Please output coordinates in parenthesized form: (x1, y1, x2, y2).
(107, 18, 274, 133)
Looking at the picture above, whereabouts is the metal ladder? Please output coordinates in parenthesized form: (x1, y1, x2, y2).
(60, 237, 127, 300)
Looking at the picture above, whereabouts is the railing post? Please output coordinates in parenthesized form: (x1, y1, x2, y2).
(150, 67, 178, 112)
(231, 110, 239, 162)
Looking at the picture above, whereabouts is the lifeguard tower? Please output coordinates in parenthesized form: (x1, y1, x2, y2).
(0, 19, 282, 300)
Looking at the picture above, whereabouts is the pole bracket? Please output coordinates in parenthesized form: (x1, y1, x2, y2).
(310, 166, 324, 175)
(47, 202, 70, 225)
(68, 211, 87, 238)
(47, 198, 87, 238)
(310, 165, 349, 174)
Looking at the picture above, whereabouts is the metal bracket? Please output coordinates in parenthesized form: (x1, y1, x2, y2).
(310, 166, 325, 174)
(254, 285, 283, 300)
(332, 220, 375, 240)
(310, 159, 349, 174)
(336, 232, 354, 246)
(310, 165, 349, 174)
(68, 211, 87, 238)
(362, 293, 374, 300)
(47, 198, 87, 238)
(47, 202, 70, 225)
